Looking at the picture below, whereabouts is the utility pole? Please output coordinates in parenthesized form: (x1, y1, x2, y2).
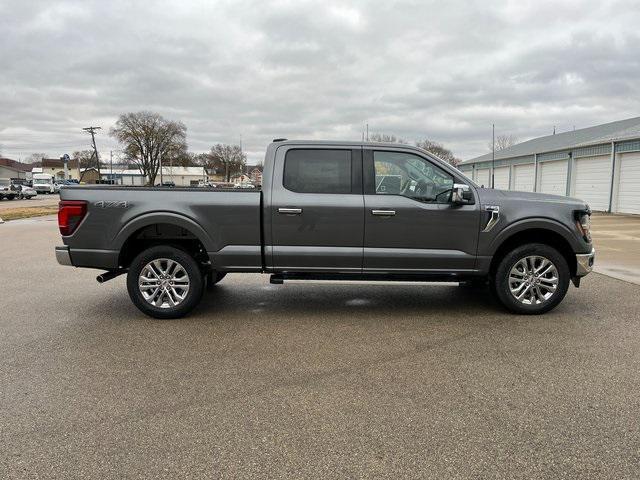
(110, 150, 113, 183)
(366, 123, 369, 142)
(491, 123, 495, 189)
(159, 151, 163, 185)
(82, 126, 102, 182)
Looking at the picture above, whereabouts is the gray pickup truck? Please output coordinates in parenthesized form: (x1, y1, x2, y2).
(56, 140, 595, 319)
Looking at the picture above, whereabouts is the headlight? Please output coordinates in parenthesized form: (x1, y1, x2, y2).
(575, 210, 591, 242)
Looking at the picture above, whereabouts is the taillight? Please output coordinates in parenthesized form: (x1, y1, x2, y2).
(58, 200, 87, 236)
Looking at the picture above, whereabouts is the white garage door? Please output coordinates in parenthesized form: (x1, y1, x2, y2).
(475, 168, 490, 188)
(493, 167, 510, 190)
(616, 152, 640, 214)
(539, 160, 568, 196)
(513, 164, 534, 192)
(573, 155, 611, 211)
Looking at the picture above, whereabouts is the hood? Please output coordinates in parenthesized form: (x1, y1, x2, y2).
(476, 187, 589, 209)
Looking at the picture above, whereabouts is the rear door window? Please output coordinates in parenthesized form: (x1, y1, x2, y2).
(284, 149, 352, 194)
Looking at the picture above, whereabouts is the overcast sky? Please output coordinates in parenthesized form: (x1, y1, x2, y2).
(1, 0, 639, 164)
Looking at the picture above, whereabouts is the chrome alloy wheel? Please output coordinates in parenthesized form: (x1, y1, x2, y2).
(508, 256, 559, 305)
(138, 258, 190, 309)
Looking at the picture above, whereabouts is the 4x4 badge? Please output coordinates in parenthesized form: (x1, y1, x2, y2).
(94, 201, 131, 209)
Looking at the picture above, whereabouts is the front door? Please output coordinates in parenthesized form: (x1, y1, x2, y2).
(363, 149, 480, 273)
(269, 146, 364, 272)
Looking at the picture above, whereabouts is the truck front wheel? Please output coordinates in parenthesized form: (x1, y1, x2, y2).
(127, 245, 204, 319)
(492, 243, 570, 315)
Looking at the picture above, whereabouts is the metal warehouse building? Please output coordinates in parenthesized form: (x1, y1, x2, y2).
(459, 117, 640, 214)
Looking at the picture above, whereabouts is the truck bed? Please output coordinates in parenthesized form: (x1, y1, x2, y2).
(59, 185, 263, 271)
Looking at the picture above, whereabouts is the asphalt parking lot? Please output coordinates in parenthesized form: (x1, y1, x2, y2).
(1, 216, 640, 479)
(0, 194, 59, 212)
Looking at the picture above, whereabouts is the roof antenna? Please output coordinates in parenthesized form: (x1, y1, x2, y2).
(553, 126, 556, 135)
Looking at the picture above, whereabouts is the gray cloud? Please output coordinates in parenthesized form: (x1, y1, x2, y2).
(1, 0, 639, 163)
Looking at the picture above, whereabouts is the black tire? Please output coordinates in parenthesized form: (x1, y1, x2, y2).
(127, 245, 204, 319)
(7, 195, 15, 200)
(492, 243, 570, 315)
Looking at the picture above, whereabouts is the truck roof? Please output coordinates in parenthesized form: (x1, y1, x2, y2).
(267, 140, 449, 165)
(271, 139, 422, 149)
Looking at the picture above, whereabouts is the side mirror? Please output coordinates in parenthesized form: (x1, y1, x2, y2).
(451, 184, 473, 204)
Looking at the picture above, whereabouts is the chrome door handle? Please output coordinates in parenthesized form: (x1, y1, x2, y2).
(278, 207, 302, 215)
(371, 209, 396, 216)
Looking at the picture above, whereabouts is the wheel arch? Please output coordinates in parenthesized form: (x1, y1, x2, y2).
(488, 220, 579, 277)
(115, 212, 215, 268)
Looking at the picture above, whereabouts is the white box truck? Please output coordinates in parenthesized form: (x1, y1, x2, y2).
(32, 173, 57, 194)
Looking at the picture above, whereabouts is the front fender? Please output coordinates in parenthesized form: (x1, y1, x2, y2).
(483, 217, 583, 256)
(113, 211, 216, 252)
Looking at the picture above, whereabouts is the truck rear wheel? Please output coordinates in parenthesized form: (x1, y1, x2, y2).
(127, 245, 204, 319)
(492, 243, 570, 315)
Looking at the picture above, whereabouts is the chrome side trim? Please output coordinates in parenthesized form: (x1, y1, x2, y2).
(482, 206, 500, 233)
(55, 246, 73, 266)
(575, 248, 595, 277)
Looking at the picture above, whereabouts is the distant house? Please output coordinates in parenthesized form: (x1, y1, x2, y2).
(230, 173, 251, 184)
(230, 165, 263, 185)
(247, 165, 263, 185)
(40, 158, 81, 180)
(0, 158, 31, 179)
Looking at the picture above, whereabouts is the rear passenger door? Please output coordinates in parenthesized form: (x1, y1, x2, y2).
(269, 146, 364, 272)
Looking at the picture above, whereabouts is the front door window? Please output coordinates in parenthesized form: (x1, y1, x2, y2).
(374, 151, 454, 204)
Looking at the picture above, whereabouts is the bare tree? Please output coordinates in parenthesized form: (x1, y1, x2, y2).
(72, 150, 95, 169)
(26, 153, 47, 164)
(207, 144, 247, 182)
(490, 134, 518, 152)
(171, 150, 197, 168)
(368, 133, 408, 144)
(415, 139, 461, 166)
(109, 111, 187, 185)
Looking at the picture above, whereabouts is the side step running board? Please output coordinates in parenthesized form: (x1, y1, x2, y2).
(270, 272, 473, 284)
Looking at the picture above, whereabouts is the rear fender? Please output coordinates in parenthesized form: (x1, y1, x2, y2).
(113, 212, 216, 252)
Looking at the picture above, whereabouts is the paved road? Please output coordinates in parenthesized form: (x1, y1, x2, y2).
(591, 213, 640, 284)
(1, 217, 640, 479)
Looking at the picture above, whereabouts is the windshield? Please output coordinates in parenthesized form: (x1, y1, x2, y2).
(34, 177, 52, 184)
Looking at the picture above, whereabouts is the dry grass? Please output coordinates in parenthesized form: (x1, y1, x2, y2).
(0, 206, 58, 221)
